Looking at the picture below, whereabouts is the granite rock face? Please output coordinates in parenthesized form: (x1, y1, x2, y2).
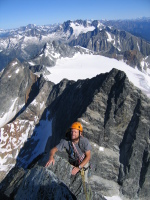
(15, 166, 77, 200)
(44, 68, 150, 199)
(0, 58, 38, 127)
(0, 66, 53, 180)
(0, 68, 150, 200)
(29, 65, 51, 75)
(0, 152, 107, 200)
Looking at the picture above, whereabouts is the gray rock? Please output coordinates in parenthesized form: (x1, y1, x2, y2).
(15, 166, 77, 200)
(0, 58, 38, 127)
(29, 65, 50, 75)
(0, 68, 150, 200)
(0, 166, 25, 199)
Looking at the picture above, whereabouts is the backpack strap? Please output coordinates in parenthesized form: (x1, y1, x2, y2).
(68, 141, 74, 157)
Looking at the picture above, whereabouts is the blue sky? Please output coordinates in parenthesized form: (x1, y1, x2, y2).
(0, 0, 150, 29)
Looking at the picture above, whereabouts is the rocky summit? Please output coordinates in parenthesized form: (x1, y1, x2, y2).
(0, 64, 150, 200)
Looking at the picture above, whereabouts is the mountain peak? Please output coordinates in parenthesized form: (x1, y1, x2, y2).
(26, 24, 36, 29)
(0, 68, 150, 199)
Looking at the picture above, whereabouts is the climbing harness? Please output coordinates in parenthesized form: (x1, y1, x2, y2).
(72, 142, 85, 164)
(68, 141, 85, 166)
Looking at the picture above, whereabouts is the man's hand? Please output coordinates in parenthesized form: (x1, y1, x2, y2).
(45, 147, 58, 167)
(45, 157, 55, 167)
(71, 166, 80, 175)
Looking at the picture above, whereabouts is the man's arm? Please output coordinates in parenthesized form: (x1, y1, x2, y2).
(79, 150, 91, 168)
(71, 150, 91, 175)
(45, 146, 58, 167)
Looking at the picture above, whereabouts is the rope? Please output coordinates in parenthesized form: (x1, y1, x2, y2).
(80, 168, 88, 200)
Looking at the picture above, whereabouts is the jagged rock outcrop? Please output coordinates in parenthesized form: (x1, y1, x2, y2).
(29, 65, 51, 75)
(0, 68, 150, 199)
(0, 59, 38, 127)
(26, 41, 94, 68)
(0, 65, 53, 180)
(44, 68, 150, 200)
(0, 154, 106, 200)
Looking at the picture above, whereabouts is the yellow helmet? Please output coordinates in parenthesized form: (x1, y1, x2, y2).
(70, 122, 83, 132)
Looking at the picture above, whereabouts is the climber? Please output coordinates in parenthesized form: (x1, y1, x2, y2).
(45, 122, 91, 182)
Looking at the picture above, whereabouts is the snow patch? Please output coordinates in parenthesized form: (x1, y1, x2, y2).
(28, 61, 35, 66)
(105, 196, 122, 200)
(10, 123, 15, 133)
(31, 99, 38, 106)
(147, 68, 150, 75)
(40, 101, 45, 110)
(0, 164, 14, 172)
(0, 98, 18, 128)
(141, 60, 145, 69)
(137, 42, 140, 51)
(92, 143, 104, 151)
(15, 68, 20, 74)
(52, 52, 60, 59)
(97, 22, 105, 30)
(99, 147, 104, 151)
(0, 128, 2, 143)
(22, 110, 52, 167)
(12, 61, 18, 66)
(80, 118, 90, 125)
(106, 32, 113, 42)
(70, 22, 95, 38)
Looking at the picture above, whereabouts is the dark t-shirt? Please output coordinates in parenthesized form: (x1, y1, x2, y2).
(56, 136, 91, 164)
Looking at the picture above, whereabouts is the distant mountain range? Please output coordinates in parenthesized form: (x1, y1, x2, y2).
(101, 17, 150, 42)
(0, 18, 150, 73)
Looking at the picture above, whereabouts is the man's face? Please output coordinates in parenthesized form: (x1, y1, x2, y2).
(71, 128, 80, 141)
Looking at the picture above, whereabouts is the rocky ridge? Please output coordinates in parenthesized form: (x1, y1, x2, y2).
(0, 64, 150, 199)
(26, 40, 94, 69)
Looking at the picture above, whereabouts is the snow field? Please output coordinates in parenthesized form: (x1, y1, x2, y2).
(46, 53, 150, 98)
(70, 22, 95, 38)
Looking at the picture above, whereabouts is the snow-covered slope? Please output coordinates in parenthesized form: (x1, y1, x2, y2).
(69, 21, 95, 38)
(45, 53, 150, 98)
